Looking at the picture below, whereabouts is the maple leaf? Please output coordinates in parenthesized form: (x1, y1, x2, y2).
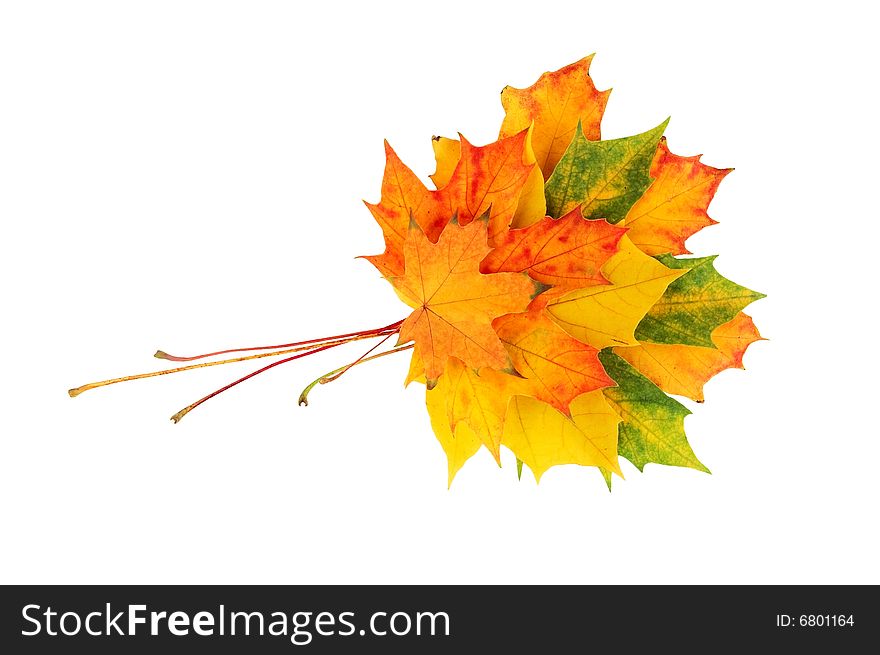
(613, 312, 764, 402)
(389, 217, 535, 385)
(545, 119, 668, 221)
(362, 141, 430, 279)
(480, 207, 626, 291)
(493, 309, 613, 415)
(507, 129, 546, 229)
(499, 55, 610, 179)
(599, 350, 709, 474)
(405, 344, 426, 387)
(425, 356, 527, 463)
(502, 391, 622, 483)
(429, 136, 460, 189)
(431, 128, 546, 230)
(624, 137, 732, 256)
(545, 236, 685, 350)
(426, 388, 484, 488)
(364, 131, 535, 278)
(426, 131, 534, 243)
(634, 254, 765, 348)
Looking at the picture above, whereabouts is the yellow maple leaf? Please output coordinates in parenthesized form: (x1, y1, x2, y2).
(426, 386, 483, 488)
(429, 136, 460, 189)
(545, 236, 685, 349)
(425, 356, 528, 463)
(502, 391, 622, 482)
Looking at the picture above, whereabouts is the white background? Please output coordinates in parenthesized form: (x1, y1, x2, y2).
(2, 1, 877, 584)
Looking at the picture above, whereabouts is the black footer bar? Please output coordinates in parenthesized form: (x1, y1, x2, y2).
(2, 584, 874, 653)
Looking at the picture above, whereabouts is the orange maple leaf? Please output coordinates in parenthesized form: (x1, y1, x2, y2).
(362, 141, 430, 279)
(363, 131, 534, 278)
(623, 137, 732, 256)
(613, 312, 764, 402)
(493, 309, 613, 415)
(390, 217, 535, 385)
(499, 55, 610, 179)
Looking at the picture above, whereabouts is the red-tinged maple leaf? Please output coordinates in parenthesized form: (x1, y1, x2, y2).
(424, 130, 534, 244)
(431, 126, 546, 231)
(623, 137, 732, 256)
(480, 207, 626, 291)
(362, 130, 534, 278)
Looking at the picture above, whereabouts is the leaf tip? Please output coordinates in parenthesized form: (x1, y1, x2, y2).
(474, 206, 491, 225)
(530, 279, 552, 300)
(599, 467, 613, 491)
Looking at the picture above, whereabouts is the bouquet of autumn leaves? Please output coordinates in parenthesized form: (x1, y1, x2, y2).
(361, 56, 764, 486)
(70, 57, 764, 488)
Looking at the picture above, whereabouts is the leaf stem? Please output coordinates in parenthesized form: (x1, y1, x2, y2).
(298, 343, 414, 407)
(68, 333, 386, 398)
(321, 332, 396, 385)
(155, 319, 405, 362)
(169, 341, 347, 423)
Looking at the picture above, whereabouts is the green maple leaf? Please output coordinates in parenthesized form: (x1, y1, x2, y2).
(599, 350, 709, 474)
(635, 255, 766, 348)
(544, 118, 668, 221)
